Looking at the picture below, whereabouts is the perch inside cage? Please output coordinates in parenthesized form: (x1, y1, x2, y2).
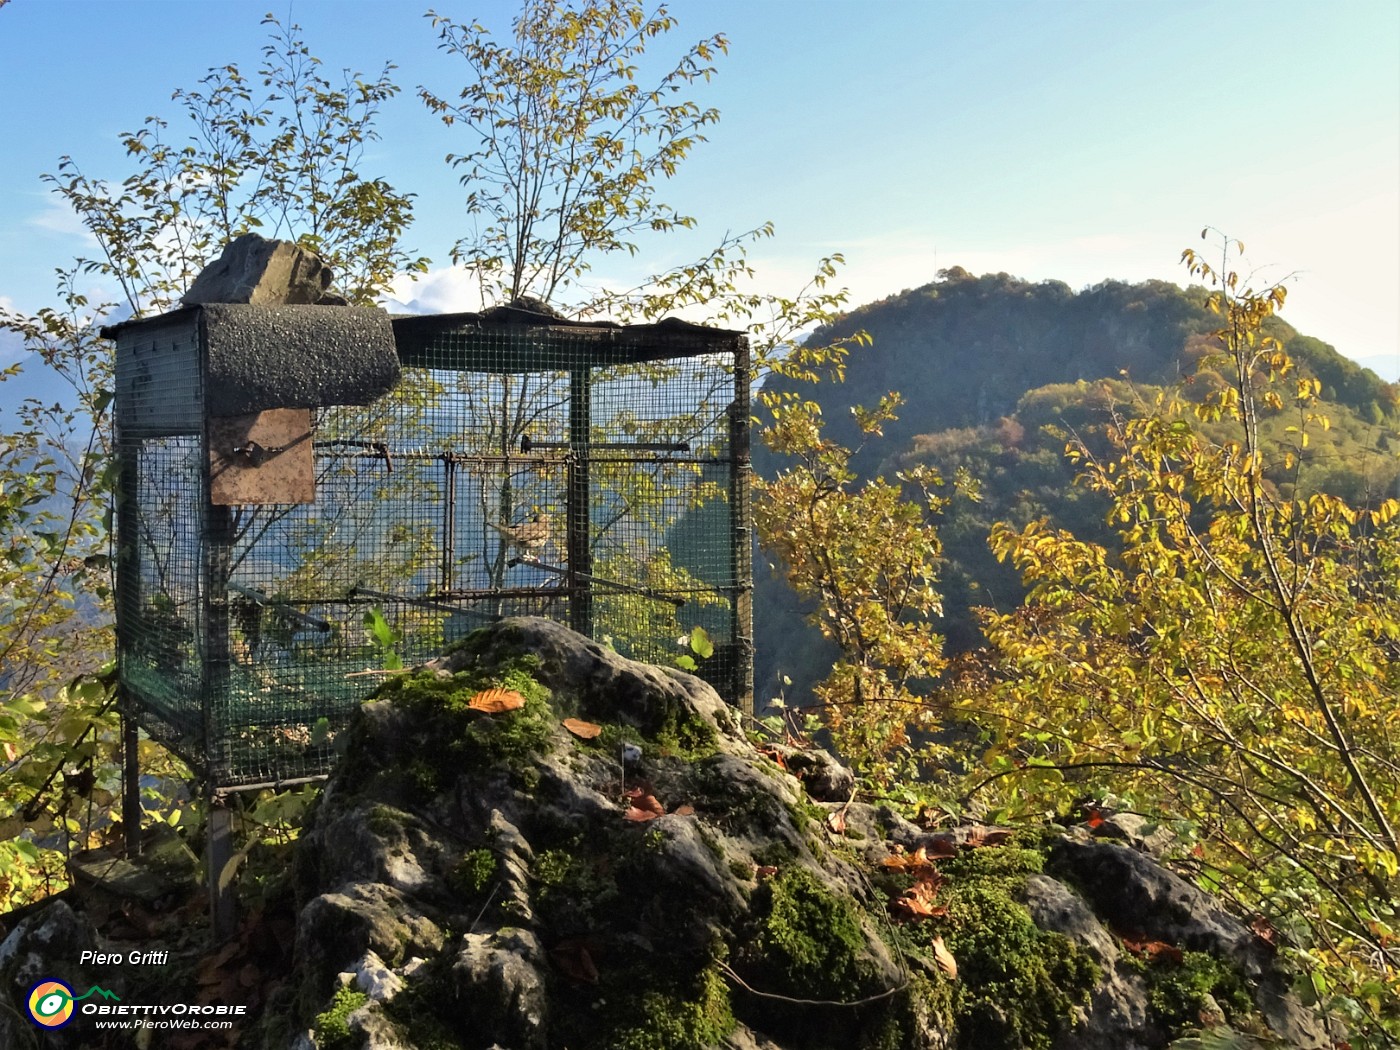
(105, 302, 753, 806)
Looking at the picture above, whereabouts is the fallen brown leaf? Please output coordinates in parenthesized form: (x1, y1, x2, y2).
(923, 836, 958, 858)
(932, 935, 958, 979)
(563, 717, 602, 739)
(1118, 932, 1184, 965)
(891, 877, 947, 921)
(469, 687, 526, 713)
(964, 825, 1013, 849)
(673, 804, 696, 816)
(623, 793, 666, 822)
(881, 846, 942, 878)
(1250, 915, 1278, 951)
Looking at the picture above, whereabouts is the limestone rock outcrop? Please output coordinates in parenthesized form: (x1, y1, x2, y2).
(282, 617, 1327, 1050)
(0, 616, 1332, 1049)
(182, 233, 347, 307)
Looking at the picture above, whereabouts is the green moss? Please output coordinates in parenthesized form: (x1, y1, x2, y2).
(940, 845, 1045, 880)
(367, 660, 555, 799)
(606, 964, 736, 1050)
(534, 848, 572, 889)
(447, 849, 498, 900)
(751, 840, 798, 868)
(696, 824, 727, 863)
(365, 805, 405, 837)
(314, 986, 369, 1050)
(596, 720, 644, 752)
(382, 962, 467, 1049)
(940, 873, 1099, 1050)
(687, 757, 790, 836)
(784, 793, 825, 837)
(587, 702, 717, 761)
(747, 867, 875, 1001)
(531, 847, 620, 927)
(653, 703, 719, 760)
(1143, 950, 1254, 1037)
(877, 973, 956, 1050)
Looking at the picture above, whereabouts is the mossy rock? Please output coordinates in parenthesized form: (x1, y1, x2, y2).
(314, 986, 369, 1050)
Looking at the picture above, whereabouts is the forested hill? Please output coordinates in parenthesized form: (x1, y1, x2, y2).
(789, 267, 1396, 458)
(751, 267, 1400, 702)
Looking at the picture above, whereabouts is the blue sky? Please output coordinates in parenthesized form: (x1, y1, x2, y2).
(2, 0, 1397, 381)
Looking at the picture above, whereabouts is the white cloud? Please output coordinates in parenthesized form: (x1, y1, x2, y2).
(27, 197, 96, 244)
(386, 266, 488, 315)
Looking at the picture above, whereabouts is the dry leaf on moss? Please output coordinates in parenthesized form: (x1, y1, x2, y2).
(756, 745, 787, 769)
(961, 825, 1013, 849)
(469, 688, 526, 713)
(563, 717, 602, 739)
(932, 935, 958, 980)
(881, 846, 942, 877)
(1118, 933, 1184, 965)
(891, 877, 947, 921)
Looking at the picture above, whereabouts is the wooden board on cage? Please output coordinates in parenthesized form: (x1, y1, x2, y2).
(208, 409, 315, 505)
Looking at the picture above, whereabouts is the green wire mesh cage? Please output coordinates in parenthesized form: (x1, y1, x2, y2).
(107, 303, 752, 789)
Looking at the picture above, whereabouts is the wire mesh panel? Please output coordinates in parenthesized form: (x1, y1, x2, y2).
(110, 306, 751, 789)
(113, 311, 206, 759)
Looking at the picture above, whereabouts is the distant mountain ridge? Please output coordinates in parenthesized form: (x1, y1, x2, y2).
(787, 266, 1395, 460)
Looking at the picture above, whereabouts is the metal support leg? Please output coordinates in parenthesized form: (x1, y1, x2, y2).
(121, 702, 142, 858)
(207, 790, 237, 938)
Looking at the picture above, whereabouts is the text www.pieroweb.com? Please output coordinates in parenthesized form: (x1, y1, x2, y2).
(94, 1018, 236, 1030)
(84, 1003, 245, 1030)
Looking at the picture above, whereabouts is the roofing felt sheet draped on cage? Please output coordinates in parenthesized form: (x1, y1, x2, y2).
(108, 304, 752, 789)
(105, 303, 401, 421)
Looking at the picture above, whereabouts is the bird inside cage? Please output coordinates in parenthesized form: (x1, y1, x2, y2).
(487, 512, 551, 558)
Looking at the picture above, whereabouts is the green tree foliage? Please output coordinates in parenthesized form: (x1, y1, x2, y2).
(418, 0, 854, 361)
(420, 0, 727, 308)
(56, 15, 424, 314)
(0, 15, 421, 909)
(754, 390, 951, 781)
(887, 373, 1400, 658)
(956, 235, 1399, 1043)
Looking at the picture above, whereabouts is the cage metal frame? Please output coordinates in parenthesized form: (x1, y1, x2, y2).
(108, 305, 753, 804)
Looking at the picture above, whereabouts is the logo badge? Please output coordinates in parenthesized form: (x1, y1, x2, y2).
(27, 979, 76, 1028)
